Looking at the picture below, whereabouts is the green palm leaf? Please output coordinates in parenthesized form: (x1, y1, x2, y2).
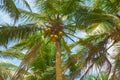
(0, 24, 39, 46)
(0, 49, 25, 59)
(0, 62, 18, 79)
(75, 7, 116, 28)
(18, 8, 46, 22)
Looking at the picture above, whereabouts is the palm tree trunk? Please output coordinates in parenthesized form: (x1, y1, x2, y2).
(56, 41, 63, 80)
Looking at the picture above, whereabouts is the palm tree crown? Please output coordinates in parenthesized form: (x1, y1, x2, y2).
(0, 0, 120, 80)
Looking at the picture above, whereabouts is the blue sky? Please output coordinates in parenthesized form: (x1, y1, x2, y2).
(0, 11, 12, 24)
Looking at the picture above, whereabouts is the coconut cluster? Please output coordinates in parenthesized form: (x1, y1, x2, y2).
(44, 27, 64, 42)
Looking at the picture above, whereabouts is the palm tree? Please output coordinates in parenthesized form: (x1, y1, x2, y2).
(1, 0, 120, 80)
(0, 0, 80, 80)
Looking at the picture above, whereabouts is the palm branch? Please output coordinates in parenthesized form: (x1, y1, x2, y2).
(0, 62, 18, 80)
(0, 24, 40, 46)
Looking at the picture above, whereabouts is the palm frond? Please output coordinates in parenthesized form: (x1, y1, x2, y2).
(18, 8, 46, 22)
(60, 0, 80, 15)
(86, 22, 113, 34)
(0, 24, 39, 46)
(41, 67, 56, 80)
(36, 0, 59, 15)
(12, 44, 41, 80)
(75, 7, 116, 28)
(0, 49, 25, 59)
(26, 41, 56, 80)
(23, 70, 41, 80)
(93, 0, 120, 14)
(35, 0, 80, 15)
(0, 62, 18, 69)
(13, 33, 44, 49)
(75, 0, 120, 29)
(0, 62, 18, 79)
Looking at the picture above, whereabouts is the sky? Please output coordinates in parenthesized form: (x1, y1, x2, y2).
(0, 11, 12, 24)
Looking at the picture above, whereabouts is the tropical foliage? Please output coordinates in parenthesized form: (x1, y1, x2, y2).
(0, 62, 18, 80)
(0, 0, 120, 80)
